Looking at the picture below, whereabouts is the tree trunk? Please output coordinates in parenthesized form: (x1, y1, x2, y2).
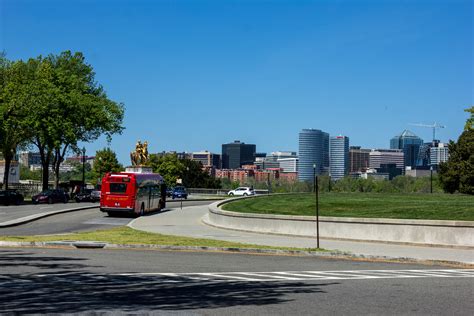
(53, 150, 60, 189)
(41, 160, 49, 191)
(2, 157, 12, 190)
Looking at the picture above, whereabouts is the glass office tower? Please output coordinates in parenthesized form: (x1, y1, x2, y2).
(390, 130, 423, 168)
(330, 136, 350, 181)
(298, 129, 329, 181)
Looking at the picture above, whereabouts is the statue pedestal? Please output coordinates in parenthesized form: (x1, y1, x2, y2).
(125, 166, 153, 174)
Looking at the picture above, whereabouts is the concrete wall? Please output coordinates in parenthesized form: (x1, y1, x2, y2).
(207, 199, 474, 248)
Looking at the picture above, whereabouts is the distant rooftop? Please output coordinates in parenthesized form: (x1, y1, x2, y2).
(395, 129, 420, 138)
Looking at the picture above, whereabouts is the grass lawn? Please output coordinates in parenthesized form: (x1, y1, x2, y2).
(0, 226, 325, 252)
(221, 193, 474, 221)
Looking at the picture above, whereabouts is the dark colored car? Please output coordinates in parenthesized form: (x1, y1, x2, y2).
(172, 186, 188, 200)
(166, 187, 173, 197)
(90, 190, 101, 202)
(0, 190, 24, 206)
(75, 189, 94, 202)
(32, 189, 69, 204)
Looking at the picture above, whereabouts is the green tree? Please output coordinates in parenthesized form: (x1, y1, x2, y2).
(147, 154, 221, 188)
(43, 51, 125, 189)
(181, 159, 221, 188)
(438, 129, 474, 194)
(19, 165, 41, 181)
(465, 106, 473, 131)
(148, 154, 185, 186)
(0, 56, 32, 189)
(5, 52, 125, 191)
(92, 148, 123, 184)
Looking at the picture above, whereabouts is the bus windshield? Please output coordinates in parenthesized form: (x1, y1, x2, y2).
(109, 183, 128, 194)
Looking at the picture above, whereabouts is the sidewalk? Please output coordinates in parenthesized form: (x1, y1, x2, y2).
(130, 205, 474, 265)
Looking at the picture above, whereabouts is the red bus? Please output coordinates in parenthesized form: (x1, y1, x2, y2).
(100, 172, 167, 216)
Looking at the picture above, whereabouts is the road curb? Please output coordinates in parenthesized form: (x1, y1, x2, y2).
(0, 205, 99, 228)
(0, 240, 471, 268)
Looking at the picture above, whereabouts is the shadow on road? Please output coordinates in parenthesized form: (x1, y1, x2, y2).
(0, 249, 336, 313)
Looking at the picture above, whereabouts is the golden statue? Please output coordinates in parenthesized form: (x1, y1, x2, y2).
(130, 140, 149, 166)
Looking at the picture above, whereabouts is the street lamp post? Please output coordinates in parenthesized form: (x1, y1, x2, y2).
(313, 163, 320, 249)
(267, 172, 271, 194)
(313, 164, 316, 193)
(82, 147, 86, 191)
(328, 172, 332, 192)
(430, 165, 433, 194)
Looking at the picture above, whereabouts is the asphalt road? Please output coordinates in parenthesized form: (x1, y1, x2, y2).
(1, 247, 472, 315)
(0, 200, 213, 236)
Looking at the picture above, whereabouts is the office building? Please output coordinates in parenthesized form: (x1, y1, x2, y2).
(298, 129, 329, 181)
(390, 130, 424, 168)
(349, 146, 371, 173)
(267, 151, 297, 161)
(277, 158, 299, 173)
(191, 151, 221, 168)
(430, 142, 449, 166)
(330, 136, 349, 181)
(369, 149, 404, 171)
(18, 151, 42, 167)
(222, 141, 256, 169)
(154, 151, 191, 160)
(254, 151, 297, 170)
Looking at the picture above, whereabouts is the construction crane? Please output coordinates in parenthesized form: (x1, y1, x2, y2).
(409, 122, 445, 141)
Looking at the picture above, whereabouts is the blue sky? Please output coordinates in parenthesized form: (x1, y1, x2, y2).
(1, 0, 472, 164)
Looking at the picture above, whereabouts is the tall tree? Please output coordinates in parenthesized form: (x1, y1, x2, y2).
(0, 56, 33, 189)
(46, 51, 125, 189)
(465, 106, 473, 131)
(20, 51, 124, 190)
(438, 130, 474, 194)
(92, 148, 123, 184)
(438, 107, 474, 194)
(147, 154, 185, 186)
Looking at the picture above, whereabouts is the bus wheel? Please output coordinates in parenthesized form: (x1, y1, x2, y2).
(140, 204, 145, 216)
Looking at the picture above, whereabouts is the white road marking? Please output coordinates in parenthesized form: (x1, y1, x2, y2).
(1, 269, 472, 287)
(111, 269, 474, 282)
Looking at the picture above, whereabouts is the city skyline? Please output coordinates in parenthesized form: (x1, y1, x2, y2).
(2, 0, 471, 165)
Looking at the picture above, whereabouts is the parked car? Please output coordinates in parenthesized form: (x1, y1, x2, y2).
(0, 190, 24, 206)
(227, 187, 255, 196)
(32, 189, 69, 204)
(166, 187, 173, 197)
(75, 189, 94, 202)
(172, 186, 188, 199)
(90, 189, 101, 202)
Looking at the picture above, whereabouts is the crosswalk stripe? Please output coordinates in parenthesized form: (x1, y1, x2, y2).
(17, 269, 472, 284)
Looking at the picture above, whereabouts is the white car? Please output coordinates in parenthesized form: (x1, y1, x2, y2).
(227, 187, 255, 197)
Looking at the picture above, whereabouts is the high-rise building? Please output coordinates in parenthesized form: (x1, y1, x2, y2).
(390, 130, 424, 168)
(430, 142, 449, 166)
(330, 136, 349, 181)
(369, 149, 404, 171)
(191, 151, 221, 168)
(298, 129, 329, 181)
(221, 140, 256, 169)
(349, 146, 371, 173)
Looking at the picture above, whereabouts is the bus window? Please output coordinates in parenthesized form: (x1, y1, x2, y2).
(110, 183, 128, 194)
